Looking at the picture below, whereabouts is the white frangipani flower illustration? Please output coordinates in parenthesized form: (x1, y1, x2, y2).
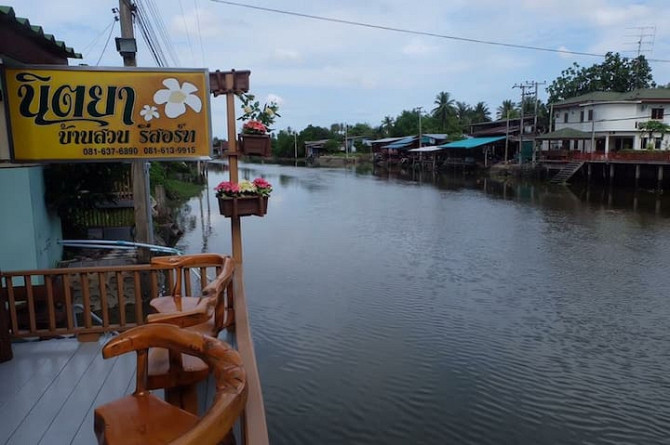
(153, 78, 202, 118)
(139, 104, 159, 122)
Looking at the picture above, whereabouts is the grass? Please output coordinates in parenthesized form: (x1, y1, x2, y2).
(163, 178, 204, 201)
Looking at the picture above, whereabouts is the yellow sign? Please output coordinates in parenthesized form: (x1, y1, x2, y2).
(2, 66, 211, 161)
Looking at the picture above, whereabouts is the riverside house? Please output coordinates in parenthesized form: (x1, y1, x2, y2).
(547, 89, 670, 155)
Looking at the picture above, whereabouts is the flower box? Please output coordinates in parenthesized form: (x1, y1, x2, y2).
(217, 196, 269, 218)
(238, 134, 271, 157)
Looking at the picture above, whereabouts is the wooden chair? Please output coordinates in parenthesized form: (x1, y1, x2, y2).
(94, 323, 247, 445)
(146, 254, 236, 413)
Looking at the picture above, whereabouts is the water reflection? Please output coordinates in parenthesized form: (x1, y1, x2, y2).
(177, 162, 670, 445)
(372, 165, 670, 218)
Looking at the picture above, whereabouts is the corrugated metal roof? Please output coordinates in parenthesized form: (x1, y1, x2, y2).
(537, 128, 592, 140)
(0, 6, 82, 59)
(554, 89, 670, 107)
(370, 137, 403, 144)
(408, 146, 444, 153)
(439, 136, 505, 149)
(384, 135, 416, 149)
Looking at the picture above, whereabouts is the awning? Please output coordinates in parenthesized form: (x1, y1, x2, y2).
(408, 146, 444, 153)
(439, 136, 505, 149)
(536, 128, 593, 140)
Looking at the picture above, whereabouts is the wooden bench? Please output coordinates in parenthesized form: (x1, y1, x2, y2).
(145, 254, 236, 413)
(94, 323, 247, 445)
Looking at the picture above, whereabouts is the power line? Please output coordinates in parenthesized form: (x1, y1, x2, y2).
(209, 0, 670, 63)
(135, 0, 169, 66)
(145, 0, 181, 65)
(179, 0, 195, 66)
(83, 16, 117, 56)
(194, 0, 206, 66)
(96, 15, 118, 65)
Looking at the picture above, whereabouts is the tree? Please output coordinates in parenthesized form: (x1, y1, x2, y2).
(454, 101, 472, 133)
(547, 52, 655, 104)
(496, 100, 518, 120)
(432, 91, 455, 131)
(471, 102, 491, 124)
(638, 120, 670, 149)
(392, 109, 422, 136)
(381, 116, 394, 137)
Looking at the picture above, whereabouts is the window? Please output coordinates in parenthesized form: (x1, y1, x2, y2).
(563, 113, 568, 123)
(580, 111, 584, 122)
(588, 110, 593, 121)
(651, 108, 664, 120)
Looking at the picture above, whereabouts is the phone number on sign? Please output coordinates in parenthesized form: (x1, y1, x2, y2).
(143, 146, 197, 155)
(82, 147, 138, 156)
(81, 146, 197, 156)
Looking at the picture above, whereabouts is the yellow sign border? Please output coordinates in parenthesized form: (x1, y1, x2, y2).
(2, 65, 213, 162)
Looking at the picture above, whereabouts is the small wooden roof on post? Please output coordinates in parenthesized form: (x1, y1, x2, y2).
(208, 69, 251, 264)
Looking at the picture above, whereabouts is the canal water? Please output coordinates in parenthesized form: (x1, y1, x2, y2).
(178, 163, 670, 445)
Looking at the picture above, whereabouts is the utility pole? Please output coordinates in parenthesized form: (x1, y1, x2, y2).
(504, 110, 510, 163)
(513, 80, 545, 166)
(344, 123, 348, 159)
(294, 131, 297, 160)
(417, 107, 423, 147)
(513, 82, 529, 166)
(118, 0, 153, 262)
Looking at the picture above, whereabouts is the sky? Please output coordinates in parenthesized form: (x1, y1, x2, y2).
(4, 0, 670, 137)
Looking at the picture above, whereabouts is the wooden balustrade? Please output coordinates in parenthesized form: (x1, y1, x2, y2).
(0, 259, 226, 340)
(0, 254, 269, 444)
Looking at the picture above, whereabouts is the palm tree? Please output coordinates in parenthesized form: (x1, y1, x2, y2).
(381, 116, 394, 137)
(471, 102, 491, 123)
(432, 91, 455, 131)
(496, 100, 519, 120)
(455, 101, 472, 132)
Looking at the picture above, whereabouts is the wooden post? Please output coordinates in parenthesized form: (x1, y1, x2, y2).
(609, 164, 615, 186)
(225, 73, 243, 263)
(587, 163, 592, 183)
(658, 165, 664, 192)
(635, 164, 641, 189)
(119, 0, 153, 263)
(0, 275, 12, 362)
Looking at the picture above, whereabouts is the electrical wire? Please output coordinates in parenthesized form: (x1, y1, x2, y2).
(135, 0, 168, 66)
(146, 0, 180, 66)
(194, 0, 206, 66)
(95, 17, 117, 66)
(82, 17, 117, 56)
(179, 0, 196, 66)
(209, 0, 670, 63)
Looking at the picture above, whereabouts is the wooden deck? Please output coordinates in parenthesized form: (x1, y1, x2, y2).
(0, 335, 130, 444)
(0, 259, 267, 445)
(0, 332, 236, 444)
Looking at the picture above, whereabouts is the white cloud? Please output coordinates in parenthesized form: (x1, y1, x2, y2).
(272, 49, 302, 62)
(401, 39, 437, 56)
(3, 0, 669, 131)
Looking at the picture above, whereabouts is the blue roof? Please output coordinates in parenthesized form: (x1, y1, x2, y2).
(439, 136, 505, 149)
(384, 136, 416, 149)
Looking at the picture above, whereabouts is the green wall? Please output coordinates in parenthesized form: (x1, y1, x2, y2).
(0, 165, 62, 271)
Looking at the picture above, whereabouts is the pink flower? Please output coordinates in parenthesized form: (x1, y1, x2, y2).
(214, 181, 240, 197)
(253, 177, 271, 189)
(242, 120, 268, 135)
(214, 177, 272, 198)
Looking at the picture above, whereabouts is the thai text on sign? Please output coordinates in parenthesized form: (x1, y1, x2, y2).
(2, 66, 212, 161)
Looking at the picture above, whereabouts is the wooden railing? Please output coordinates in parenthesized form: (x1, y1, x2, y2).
(570, 151, 670, 162)
(0, 254, 269, 444)
(1, 261, 220, 339)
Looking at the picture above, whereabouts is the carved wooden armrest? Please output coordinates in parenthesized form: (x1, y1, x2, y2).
(146, 299, 214, 328)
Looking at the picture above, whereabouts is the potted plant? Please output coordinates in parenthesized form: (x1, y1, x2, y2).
(237, 93, 280, 157)
(215, 177, 272, 218)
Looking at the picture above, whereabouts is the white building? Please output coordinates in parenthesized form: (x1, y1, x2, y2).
(550, 89, 670, 154)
